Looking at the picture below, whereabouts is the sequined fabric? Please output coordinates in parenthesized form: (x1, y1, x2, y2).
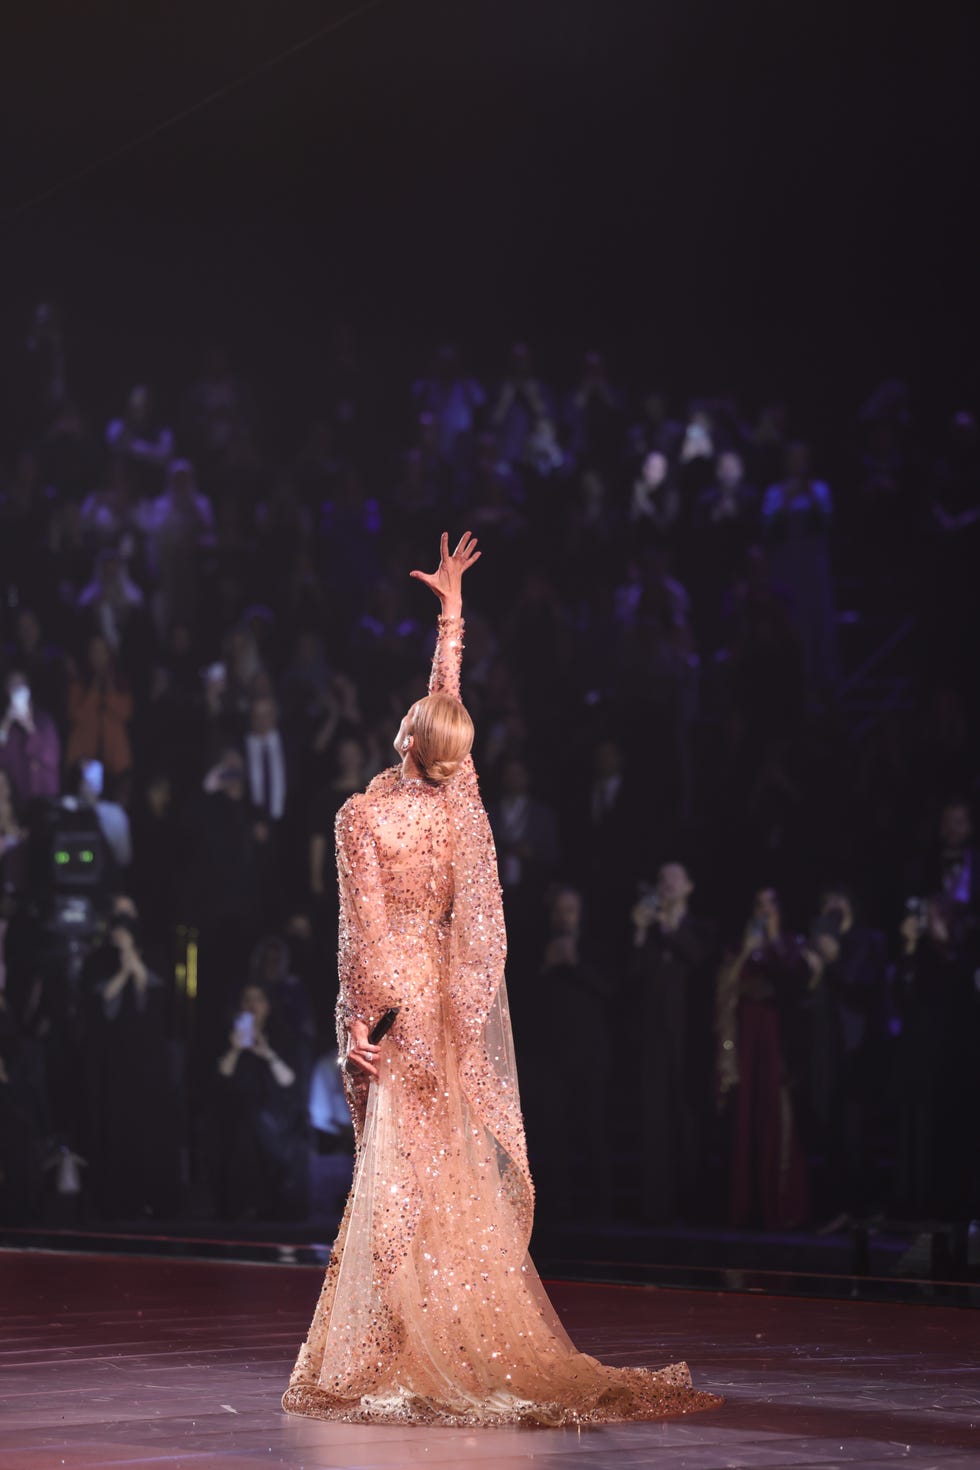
(282, 615, 722, 1427)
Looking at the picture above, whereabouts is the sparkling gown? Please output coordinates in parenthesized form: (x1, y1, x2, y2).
(282, 614, 722, 1427)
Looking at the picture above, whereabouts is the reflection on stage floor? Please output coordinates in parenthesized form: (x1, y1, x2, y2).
(1, 1249, 978, 1468)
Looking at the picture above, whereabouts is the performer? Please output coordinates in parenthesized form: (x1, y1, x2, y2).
(282, 533, 721, 1427)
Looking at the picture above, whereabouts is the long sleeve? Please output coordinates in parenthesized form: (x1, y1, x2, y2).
(428, 614, 464, 700)
(334, 794, 397, 1028)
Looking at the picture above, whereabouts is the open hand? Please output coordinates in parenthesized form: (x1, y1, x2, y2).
(410, 531, 480, 610)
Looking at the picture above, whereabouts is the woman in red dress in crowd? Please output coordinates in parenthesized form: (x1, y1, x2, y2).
(716, 886, 812, 1228)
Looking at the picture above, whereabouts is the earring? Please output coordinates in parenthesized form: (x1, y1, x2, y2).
(401, 739, 410, 752)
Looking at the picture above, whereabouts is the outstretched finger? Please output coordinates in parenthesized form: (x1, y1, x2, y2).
(440, 530, 450, 562)
(452, 530, 474, 559)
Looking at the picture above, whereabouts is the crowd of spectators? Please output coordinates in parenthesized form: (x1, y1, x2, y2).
(0, 308, 977, 1236)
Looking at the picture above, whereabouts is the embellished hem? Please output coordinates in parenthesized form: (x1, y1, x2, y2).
(281, 1367, 723, 1428)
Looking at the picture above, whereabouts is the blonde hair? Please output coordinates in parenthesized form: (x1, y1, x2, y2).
(409, 693, 474, 784)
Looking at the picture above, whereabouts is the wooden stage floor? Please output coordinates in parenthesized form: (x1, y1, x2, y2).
(1, 1249, 978, 1469)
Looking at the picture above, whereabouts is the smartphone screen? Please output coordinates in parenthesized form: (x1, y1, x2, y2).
(234, 1011, 255, 1047)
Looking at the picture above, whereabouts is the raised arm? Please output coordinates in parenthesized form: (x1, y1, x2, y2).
(429, 613, 464, 699)
(410, 531, 480, 699)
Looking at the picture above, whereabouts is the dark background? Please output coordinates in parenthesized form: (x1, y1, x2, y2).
(2, 0, 978, 445)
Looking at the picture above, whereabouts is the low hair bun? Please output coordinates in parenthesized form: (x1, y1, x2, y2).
(421, 757, 461, 785)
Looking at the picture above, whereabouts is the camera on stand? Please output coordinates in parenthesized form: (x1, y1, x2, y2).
(23, 797, 110, 984)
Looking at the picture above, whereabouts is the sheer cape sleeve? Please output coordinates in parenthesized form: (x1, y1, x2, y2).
(431, 612, 532, 1218)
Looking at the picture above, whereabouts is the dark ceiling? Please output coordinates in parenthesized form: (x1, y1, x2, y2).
(2, 0, 978, 426)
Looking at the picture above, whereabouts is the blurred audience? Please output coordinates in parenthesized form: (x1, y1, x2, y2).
(0, 307, 975, 1240)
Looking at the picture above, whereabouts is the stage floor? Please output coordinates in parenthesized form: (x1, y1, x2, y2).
(1, 1250, 978, 1469)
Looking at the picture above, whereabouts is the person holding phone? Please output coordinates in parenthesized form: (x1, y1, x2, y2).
(217, 982, 297, 1089)
(90, 913, 180, 1219)
(213, 981, 304, 1220)
(282, 534, 720, 1427)
(0, 670, 61, 803)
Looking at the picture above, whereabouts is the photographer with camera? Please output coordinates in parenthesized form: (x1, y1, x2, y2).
(627, 863, 712, 1224)
(183, 749, 267, 1057)
(804, 885, 886, 1228)
(88, 911, 180, 1219)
